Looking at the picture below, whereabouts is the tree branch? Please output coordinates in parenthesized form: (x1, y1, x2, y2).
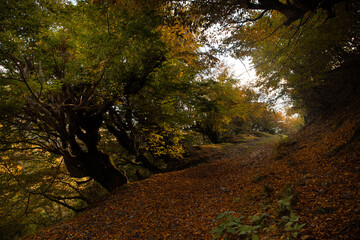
(35, 192, 86, 212)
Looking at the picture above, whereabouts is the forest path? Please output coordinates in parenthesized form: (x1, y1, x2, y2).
(26, 105, 360, 239)
(30, 136, 279, 239)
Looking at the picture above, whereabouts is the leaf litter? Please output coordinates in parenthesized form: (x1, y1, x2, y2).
(25, 105, 360, 239)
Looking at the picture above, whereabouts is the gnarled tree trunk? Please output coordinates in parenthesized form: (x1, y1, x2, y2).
(63, 152, 127, 191)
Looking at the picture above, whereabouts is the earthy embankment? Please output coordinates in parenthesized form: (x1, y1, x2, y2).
(26, 106, 359, 239)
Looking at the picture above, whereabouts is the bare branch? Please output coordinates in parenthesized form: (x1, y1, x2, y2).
(35, 192, 86, 212)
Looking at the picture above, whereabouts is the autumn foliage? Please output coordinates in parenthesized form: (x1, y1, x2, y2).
(2, 0, 360, 239)
(24, 99, 360, 239)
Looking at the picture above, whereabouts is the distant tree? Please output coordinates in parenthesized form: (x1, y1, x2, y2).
(190, 65, 286, 143)
(190, 66, 250, 143)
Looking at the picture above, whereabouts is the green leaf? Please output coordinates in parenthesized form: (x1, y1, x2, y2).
(292, 232, 299, 238)
(251, 234, 260, 240)
(284, 226, 293, 231)
(294, 223, 306, 231)
(285, 221, 293, 227)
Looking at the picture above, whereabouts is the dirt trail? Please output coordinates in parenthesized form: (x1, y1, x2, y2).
(28, 140, 277, 239)
(27, 115, 360, 240)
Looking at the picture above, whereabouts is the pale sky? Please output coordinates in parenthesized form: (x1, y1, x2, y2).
(221, 56, 258, 87)
(221, 56, 291, 114)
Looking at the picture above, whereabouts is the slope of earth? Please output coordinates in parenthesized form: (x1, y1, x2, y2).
(273, 102, 360, 239)
(25, 105, 359, 239)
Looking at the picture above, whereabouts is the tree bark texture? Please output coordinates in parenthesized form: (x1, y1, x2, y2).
(63, 152, 127, 191)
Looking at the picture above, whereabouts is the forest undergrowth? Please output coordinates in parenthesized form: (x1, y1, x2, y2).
(25, 103, 360, 239)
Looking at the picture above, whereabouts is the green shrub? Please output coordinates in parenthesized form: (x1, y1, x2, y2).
(211, 187, 305, 239)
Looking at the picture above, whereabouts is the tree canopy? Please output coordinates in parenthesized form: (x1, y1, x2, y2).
(175, 0, 360, 115)
(2, 0, 358, 238)
(169, 0, 350, 26)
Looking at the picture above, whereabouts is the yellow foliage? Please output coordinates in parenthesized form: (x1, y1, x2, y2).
(158, 22, 200, 67)
(139, 124, 185, 159)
